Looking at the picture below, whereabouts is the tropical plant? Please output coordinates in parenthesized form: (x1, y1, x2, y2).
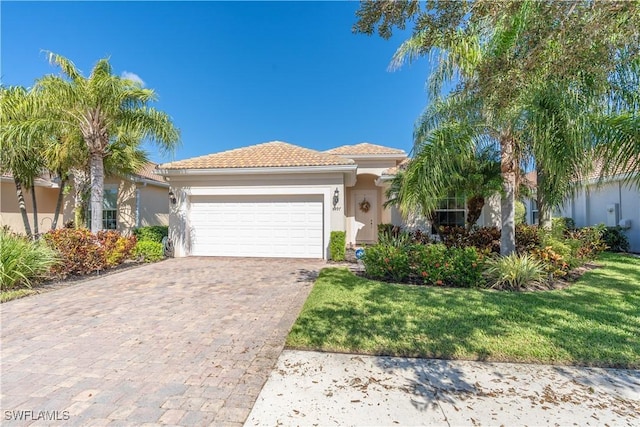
(602, 227, 630, 253)
(0, 230, 59, 290)
(356, 0, 640, 254)
(0, 86, 46, 238)
(35, 52, 180, 232)
(483, 253, 546, 290)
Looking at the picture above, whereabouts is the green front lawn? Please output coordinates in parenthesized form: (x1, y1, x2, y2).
(287, 252, 640, 368)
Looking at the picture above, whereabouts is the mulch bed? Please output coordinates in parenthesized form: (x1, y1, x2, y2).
(29, 259, 153, 295)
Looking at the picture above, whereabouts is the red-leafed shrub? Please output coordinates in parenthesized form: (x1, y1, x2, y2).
(44, 228, 105, 276)
(439, 226, 500, 253)
(515, 224, 542, 254)
(43, 228, 136, 277)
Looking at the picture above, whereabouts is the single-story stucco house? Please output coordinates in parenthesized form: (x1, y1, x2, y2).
(157, 141, 501, 259)
(0, 172, 64, 233)
(524, 167, 640, 253)
(0, 162, 171, 235)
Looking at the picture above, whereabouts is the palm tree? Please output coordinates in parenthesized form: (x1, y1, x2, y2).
(386, 93, 503, 236)
(391, 21, 525, 254)
(36, 52, 180, 232)
(387, 2, 633, 252)
(0, 86, 46, 238)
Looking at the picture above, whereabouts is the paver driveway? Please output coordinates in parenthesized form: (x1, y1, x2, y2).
(0, 257, 324, 426)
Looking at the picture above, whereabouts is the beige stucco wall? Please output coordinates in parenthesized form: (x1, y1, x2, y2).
(103, 178, 169, 235)
(166, 172, 348, 258)
(0, 181, 69, 234)
(139, 185, 169, 227)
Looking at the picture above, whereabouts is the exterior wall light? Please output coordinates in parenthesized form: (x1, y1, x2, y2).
(168, 190, 177, 205)
(333, 188, 339, 209)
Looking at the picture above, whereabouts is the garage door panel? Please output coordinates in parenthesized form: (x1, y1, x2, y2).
(190, 196, 324, 258)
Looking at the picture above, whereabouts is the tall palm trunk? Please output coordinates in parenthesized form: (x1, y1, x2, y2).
(30, 183, 39, 236)
(500, 134, 516, 255)
(14, 179, 32, 238)
(51, 177, 66, 230)
(89, 152, 105, 232)
(71, 168, 89, 229)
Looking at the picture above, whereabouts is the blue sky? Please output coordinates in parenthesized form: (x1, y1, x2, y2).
(2, 1, 432, 164)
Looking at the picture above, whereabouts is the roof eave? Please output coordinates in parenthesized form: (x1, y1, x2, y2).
(156, 164, 358, 177)
(130, 176, 170, 188)
(332, 153, 407, 160)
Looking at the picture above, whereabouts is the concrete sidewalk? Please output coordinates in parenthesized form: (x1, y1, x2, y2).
(246, 350, 640, 426)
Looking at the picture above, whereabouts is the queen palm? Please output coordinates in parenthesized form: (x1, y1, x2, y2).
(387, 92, 504, 235)
(391, 21, 525, 254)
(36, 53, 179, 232)
(0, 86, 47, 237)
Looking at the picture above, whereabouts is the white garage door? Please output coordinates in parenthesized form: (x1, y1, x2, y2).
(189, 195, 324, 258)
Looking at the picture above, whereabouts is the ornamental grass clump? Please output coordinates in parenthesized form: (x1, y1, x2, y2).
(0, 231, 60, 290)
(484, 253, 546, 291)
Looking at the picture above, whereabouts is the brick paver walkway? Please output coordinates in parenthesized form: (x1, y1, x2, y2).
(0, 257, 324, 426)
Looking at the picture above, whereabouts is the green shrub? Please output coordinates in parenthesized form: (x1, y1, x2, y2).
(132, 240, 164, 263)
(1, 231, 60, 290)
(329, 231, 346, 261)
(133, 226, 168, 243)
(43, 228, 106, 276)
(484, 254, 546, 290)
(602, 226, 630, 252)
(364, 242, 485, 287)
(447, 246, 487, 288)
(362, 243, 411, 282)
(408, 243, 448, 285)
(552, 217, 575, 237)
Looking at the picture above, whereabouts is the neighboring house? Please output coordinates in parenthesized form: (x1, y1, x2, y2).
(157, 141, 501, 259)
(98, 162, 171, 234)
(0, 163, 170, 236)
(524, 167, 640, 253)
(0, 172, 64, 233)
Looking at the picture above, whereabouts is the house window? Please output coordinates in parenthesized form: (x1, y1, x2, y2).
(432, 194, 466, 233)
(103, 188, 118, 230)
(531, 200, 538, 225)
(85, 188, 118, 230)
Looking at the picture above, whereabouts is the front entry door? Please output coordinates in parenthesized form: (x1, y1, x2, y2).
(354, 190, 377, 242)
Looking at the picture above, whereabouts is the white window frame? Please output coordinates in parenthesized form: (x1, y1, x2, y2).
(102, 187, 118, 230)
(432, 194, 466, 233)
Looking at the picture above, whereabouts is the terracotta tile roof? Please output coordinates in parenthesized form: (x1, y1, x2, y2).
(382, 158, 411, 176)
(134, 162, 164, 183)
(325, 142, 406, 156)
(158, 141, 354, 170)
